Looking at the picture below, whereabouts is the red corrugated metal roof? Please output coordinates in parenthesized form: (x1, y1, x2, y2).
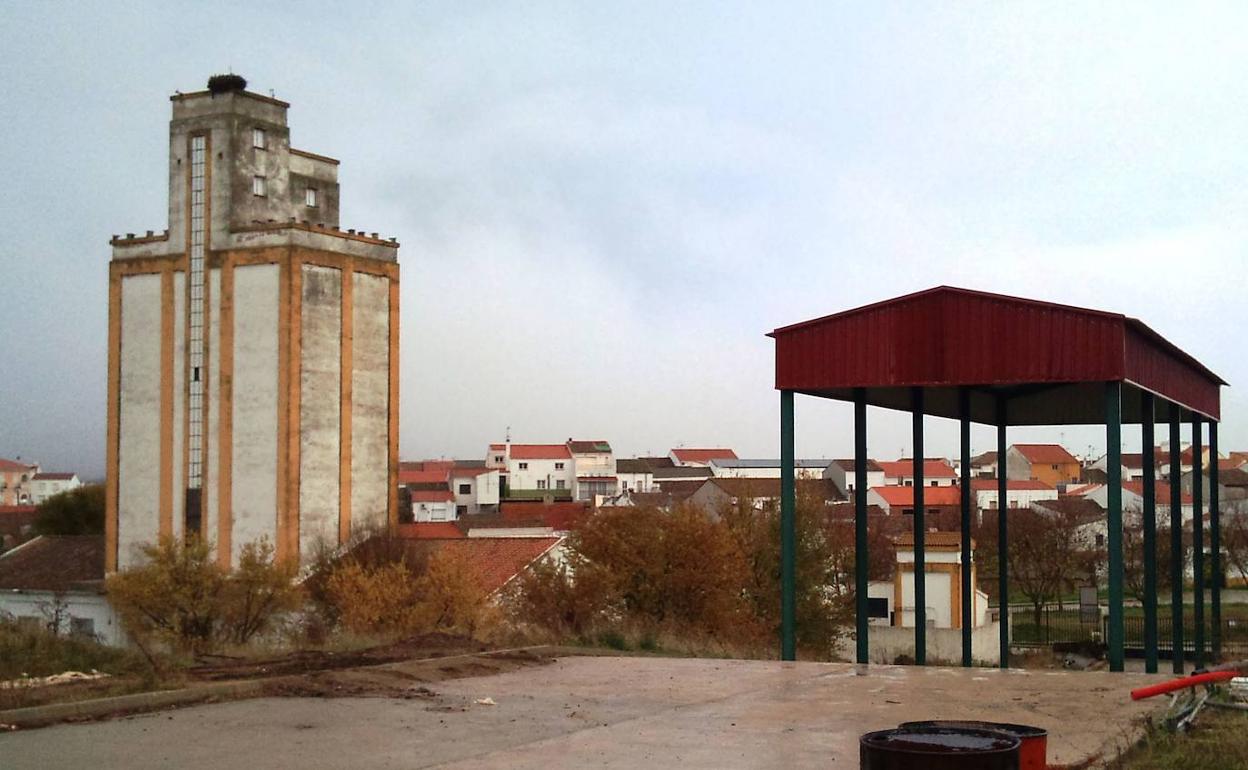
(769, 286, 1224, 424)
(399, 469, 449, 485)
(671, 448, 738, 463)
(508, 444, 573, 460)
(870, 486, 962, 506)
(410, 490, 455, 503)
(1012, 444, 1079, 465)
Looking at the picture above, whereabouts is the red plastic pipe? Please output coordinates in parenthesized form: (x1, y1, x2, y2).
(1130, 670, 1237, 700)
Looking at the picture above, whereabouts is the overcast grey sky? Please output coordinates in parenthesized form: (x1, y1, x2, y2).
(2, 2, 1246, 478)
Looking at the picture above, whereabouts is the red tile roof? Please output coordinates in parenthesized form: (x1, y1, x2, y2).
(895, 531, 971, 548)
(1218, 457, 1248, 471)
(410, 489, 455, 503)
(397, 522, 464, 539)
(870, 486, 962, 507)
(671, 448, 738, 464)
(0, 458, 36, 473)
(969, 479, 1054, 492)
(500, 501, 589, 531)
(1012, 444, 1079, 465)
(1123, 480, 1193, 504)
(0, 535, 104, 591)
(877, 460, 957, 479)
(431, 537, 562, 595)
(399, 469, 450, 485)
(508, 444, 572, 460)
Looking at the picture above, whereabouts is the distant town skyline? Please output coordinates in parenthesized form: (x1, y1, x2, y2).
(2, 3, 1246, 477)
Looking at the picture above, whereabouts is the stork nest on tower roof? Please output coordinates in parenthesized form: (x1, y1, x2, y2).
(207, 73, 247, 94)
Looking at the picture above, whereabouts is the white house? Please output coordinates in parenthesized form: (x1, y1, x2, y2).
(1074, 480, 1194, 523)
(891, 532, 990, 630)
(707, 458, 830, 479)
(824, 459, 886, 496)
(451, 467, 501, 516)
(411, 489, 457, 522)
(968, 451, 998, 479)
(615, 458, 655, 493)
(567, 440, 616, 501)
(29, 472, 82, 504)
(969, 479, 1058, 512)
(0, 536, 127, 647)
(504, 444, 576, 495)
(1090, 451, 1156, 483)
(876, 459, 958, 487)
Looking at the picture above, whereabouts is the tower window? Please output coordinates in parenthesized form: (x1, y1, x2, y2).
(252, 128, 266, 149)
(252, 175, 266, 197)
(306, 187, 318, 207)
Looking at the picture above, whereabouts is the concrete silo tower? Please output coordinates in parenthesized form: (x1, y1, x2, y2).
(106, 75, 399, 570)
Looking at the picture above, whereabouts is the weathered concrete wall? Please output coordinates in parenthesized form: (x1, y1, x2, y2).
(204, 268, 221, 549)
(230, 264, 279, 561)
(117, 274, 162, 569)
(350, 272, 389, 535)
(299, 265, 341, 557)
(865, 623, 1001, 666)
(171, 271, 185, 541)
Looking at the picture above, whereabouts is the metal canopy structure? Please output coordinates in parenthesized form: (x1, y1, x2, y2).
(769, 286, 1227, 671)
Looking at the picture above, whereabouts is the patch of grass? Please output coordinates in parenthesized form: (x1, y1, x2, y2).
(596, 630, 629, 651)
(0, 621, 150, 681)
(1113, 710, 1248, 769)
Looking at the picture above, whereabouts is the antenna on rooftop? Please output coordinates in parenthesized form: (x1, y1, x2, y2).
(505, 426, 511, 443)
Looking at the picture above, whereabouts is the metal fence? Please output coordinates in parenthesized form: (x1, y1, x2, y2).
(1010, 606, 1248, 655)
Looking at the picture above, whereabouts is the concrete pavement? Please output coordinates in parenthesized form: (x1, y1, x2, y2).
(0, 656, 1166, 768)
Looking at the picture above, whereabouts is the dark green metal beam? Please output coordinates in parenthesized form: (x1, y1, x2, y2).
(960, 387, 973, 667)
(997, 396, 1009, 669)
(1106, 381, 1124, 672)
(1141, 392, 1158, 674)
(854, 388, 869, 665)
(780, 390, 796, 661)
(912, 387, 926, 666)
(1211, 420, 1222, 660)
(1170, 412, 1185, 674)
(1192, 416, 1205, 668)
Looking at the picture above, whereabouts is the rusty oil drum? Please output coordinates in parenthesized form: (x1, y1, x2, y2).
(860, 726, 1021, 769)
(900, 721, 1047, 770)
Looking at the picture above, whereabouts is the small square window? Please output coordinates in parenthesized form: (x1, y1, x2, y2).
(555, 462, 564, 470)
(537, 480, 547, 490)
(252, 128, 266, 149)
(556, 480, 566, 489)
(518, 462, 528, 470)
(252, 175, 266, 197)
(306, 187, 318, 207)
(458, 483, 471, 494)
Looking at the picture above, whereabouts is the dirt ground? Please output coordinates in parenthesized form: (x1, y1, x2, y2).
(1, 634, 552, 712)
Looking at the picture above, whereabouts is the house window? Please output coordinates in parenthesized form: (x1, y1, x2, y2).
(519, 462, 528, 470)
(555, 462, 564, 470)
(556, 480, 566, 489)
(252, 175, 266, 196)
(1095, 533, 1105, 548)
(929, 480, 938, 487)
(537, 480, 547, 490)
(1051, 464, 1059, 471)
(456, 505, 467, 516)
(494, 456, 503, 464)
(902, 508, 914, 516)
(904, 480, 913, 487)
(252, 127, 266, 149)
(305, 187, 318, 207)
(70, 617, 95, 638)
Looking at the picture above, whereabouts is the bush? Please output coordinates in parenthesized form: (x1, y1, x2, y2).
(106, 536, 301, 654)
(34, 484, 105, 536)
(320, 540, 495, 639)
(0, 615, 148, 680)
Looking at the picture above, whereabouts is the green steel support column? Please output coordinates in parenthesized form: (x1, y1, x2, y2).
(780, 390, 796, 661)
(959, 387, 973, 668)
(997, 396, 1009, 669)
(912, 387, 926, 666)
(1106, 381, 1124, 672)
(1192, 417, 1205, 669)
(1141, 392, 1158, 673)
(854, 388, 869, 665)
(1170, 412, 1185, 674)
(1211, 421, 1222, 660)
